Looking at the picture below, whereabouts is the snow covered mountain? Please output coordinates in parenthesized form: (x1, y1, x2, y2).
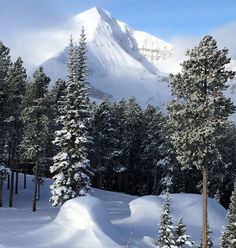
(40, 7, 172, 107)
(39, 7, 236, 111)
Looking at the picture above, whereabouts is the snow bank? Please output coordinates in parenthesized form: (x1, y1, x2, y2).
(0, 175, 227, 248)
(28, 196, 122, 248)
(55, 196, 118, 235)
(119, 194, 226, 247)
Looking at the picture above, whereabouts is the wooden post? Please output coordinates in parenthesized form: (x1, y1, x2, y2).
(202, 166, 208, 248)
(32, 162, 38, 212)
(15, 171, 19, 194)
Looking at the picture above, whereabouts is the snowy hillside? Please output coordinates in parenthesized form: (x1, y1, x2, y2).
(40, 7, 171, 107)
(0, 174, 226, 248)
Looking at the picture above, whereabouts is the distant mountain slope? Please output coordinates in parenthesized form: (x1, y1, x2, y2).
(40, 7, 172, 106)
(39, 7, 236, 112)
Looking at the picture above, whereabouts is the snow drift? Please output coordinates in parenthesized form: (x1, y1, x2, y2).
(33, 193, 226, 247)
(0, 175, 227, 248)
(118, 194, 226, 247)
(24, 196, 122, 248)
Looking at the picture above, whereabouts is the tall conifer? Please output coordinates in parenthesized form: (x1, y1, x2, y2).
(221, 182, 236, 248)
(50, 30, 92, 206)
(168, 35, 235, 247)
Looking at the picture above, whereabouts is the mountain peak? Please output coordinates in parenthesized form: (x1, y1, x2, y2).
(93, 6, 111, 16)
(75, 6, 113, 22)
(70, 6, 115, 41)
(40, 6, 173, 106)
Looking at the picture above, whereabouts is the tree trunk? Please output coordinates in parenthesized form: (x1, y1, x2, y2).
(7, 174, 10, 190)
(0, 180, 3, 207)
(15, 171, 18, 194)
(9, 170, 14, 207)
(202, 166, 208, 248)
(24, 173, 27, 189)
(153, 166, 158, 195)
(37, 180, 41, 200)
(32, 162, 39, 212)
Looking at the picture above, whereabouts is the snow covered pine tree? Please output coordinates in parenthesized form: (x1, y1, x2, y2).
(0, 164, 10, 207)
(21, 67, 50, 211)
(198, 223, 213, 248)
(168, 35, 235, 248)
(0, 41, 11, 162)
(7, 57, 27, 207)
(50, 28, 93, 206)
(175, 218, 194, 248)
(155, 194, 176, 247)
(221, 181, 236, 248)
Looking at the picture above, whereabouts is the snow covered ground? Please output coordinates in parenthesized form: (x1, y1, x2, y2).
(0, 174, 226, 248)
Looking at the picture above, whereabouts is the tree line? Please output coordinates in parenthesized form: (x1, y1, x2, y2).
(0, 29, 236, 247)
(0, 33, 236, 207)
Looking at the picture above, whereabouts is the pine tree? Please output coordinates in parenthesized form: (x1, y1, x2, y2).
(50, 79, 66, 122)
(50, 31, 92, 206)
(21, 67, 50, 164)
(209, 123, 236, 206)
(175, 218, 194, 247)
(6, 57, 27, 160)
(157, 126, 181, 195)
(198, 223, 213, 248)
(221, 181, 236, 248)
(167, 35, 235, 247)
(112, 98, 127, 192)
(155, 194, 176, 247)
(0, 164, 10, 207)
(47, 79, 66, 158)
(21, 67, 50, 210)
(122, 96, 144, 194)
(141, 105, 165, 194)
(91, 98, 121, 190)
(0, 41, 12, 161)
(6, 57, 27, 207)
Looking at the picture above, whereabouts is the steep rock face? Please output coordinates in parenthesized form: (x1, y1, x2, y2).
(40, 7, 171, 106)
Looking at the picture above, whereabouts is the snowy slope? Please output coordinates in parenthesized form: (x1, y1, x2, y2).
(40, 7, 171, 107)
(0, 174, 226, 248)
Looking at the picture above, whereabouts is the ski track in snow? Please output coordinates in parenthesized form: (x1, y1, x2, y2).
(0, 174, 226, 248)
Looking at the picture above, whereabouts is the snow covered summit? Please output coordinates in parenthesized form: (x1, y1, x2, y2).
(40, 7, 172, 106)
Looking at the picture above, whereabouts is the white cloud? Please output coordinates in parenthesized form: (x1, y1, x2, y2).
(157, 23, 236, 74)
(212, 21, 236, 59)
(156, 36, 200, 74)
(5, 28, 68, 70)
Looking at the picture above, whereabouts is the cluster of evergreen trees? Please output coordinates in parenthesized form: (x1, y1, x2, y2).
(0, 30, 236, 246)
(0, 34, 236, 208)
(155, 194, 195, 248)
(89, 95, 236, 209)
(155, 184, 236, 248)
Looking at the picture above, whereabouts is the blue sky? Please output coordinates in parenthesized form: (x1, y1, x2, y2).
(1, 0, 236, 68)
(64, 0, 236, 39)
